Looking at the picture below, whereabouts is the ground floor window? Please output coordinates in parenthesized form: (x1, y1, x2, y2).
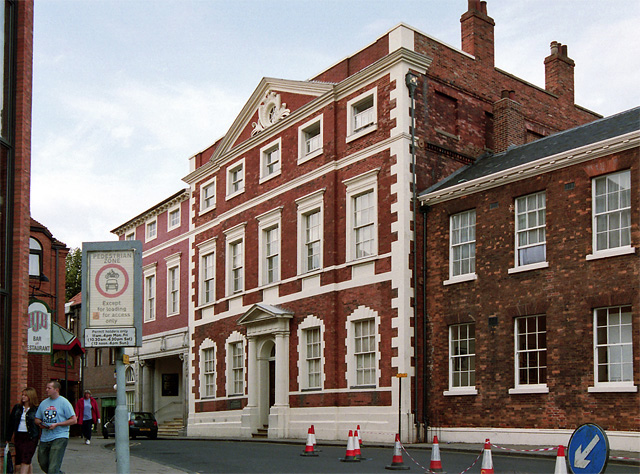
(449, 323, 475, 390)
(594, 305, 633, 386)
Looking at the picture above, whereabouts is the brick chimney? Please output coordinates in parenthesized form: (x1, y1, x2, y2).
(493, 90, 525, 153)
(461, 0, 495, 68)
(544, 41, 575, 103)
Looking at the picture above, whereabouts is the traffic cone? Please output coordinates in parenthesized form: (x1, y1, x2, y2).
(300, 427, 318, 457)
(480, 439, 494, 474)
(554, 446, 568, 474)
(353, 429, 362, 460)
(309, 424, 321, 452)
(429, 435, 444, 473)
(356, 424, 363, 446)
(340, 430, 360, 462)
(385, 433, 410, 470)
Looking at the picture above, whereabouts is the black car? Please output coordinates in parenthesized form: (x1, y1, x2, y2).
(102, 412, 158, 439)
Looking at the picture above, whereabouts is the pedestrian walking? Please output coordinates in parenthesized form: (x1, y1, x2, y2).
(7, 387, 40, 474)
(34, 381, 77, 474)
(74, 390, 98, 445)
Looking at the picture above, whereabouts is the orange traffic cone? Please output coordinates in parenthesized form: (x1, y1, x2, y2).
(385, 433, 410, 470)
(353, 429, 362, 460)
(310, 425, 321, 452)
(300, 427, 318, 457)
(340, 430, 360, 462)
(356, 425, 363, 446)
(429, 435, 444, 473)
(480, 439, 494, 474)
(554, 446, 568, 474)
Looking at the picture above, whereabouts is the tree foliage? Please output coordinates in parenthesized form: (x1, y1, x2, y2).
(65, 247, 82, 301)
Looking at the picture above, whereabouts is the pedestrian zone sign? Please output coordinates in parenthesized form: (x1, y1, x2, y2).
(567, 423, 609, 474)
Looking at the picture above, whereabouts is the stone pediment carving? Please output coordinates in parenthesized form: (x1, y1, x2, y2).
(251, 91, 290, 136)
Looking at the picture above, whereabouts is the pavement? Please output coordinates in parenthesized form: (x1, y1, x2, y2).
(28, 435, 639, 474)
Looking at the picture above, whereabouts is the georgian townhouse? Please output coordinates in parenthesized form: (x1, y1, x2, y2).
(112, 189, 191, 434)
(179, 0, 600, 443)
(419, 107, 639, 451)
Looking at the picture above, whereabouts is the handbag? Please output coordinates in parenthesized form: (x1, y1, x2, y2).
(3, 442, 13, 474)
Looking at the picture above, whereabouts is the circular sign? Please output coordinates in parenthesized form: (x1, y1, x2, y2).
(95, 263, 130, 298)
(568, 423, 609, 474)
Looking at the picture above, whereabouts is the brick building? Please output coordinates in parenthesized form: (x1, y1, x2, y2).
(113, 0, 605, 444)
(0, 0, 34, 447)
(419, 108, 639, 450)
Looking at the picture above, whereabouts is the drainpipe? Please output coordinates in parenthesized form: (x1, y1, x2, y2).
(422, 204, 430, 433)
(405, 71, 420, 442)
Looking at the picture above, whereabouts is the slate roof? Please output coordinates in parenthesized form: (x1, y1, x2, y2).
(420, 106, 640, 196)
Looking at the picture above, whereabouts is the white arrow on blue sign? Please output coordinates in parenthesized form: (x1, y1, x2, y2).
(567, 423, 609, 474)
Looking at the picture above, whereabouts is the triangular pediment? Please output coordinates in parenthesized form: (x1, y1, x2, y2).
(237, 302, 294, 326)
(208, 78, 333, 166)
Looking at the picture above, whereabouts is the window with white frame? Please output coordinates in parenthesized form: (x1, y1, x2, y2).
(200, 339, 216, 398)
(260, 138, 281, 182)
(449, 210, 476, 280)
(125, 366, 135, 384)
(126, 391, 134, 412)
(168, 206, 181, 231)
(305, 327, 322, 389)
(125, 232, 135, 241)
(167, 265, 179, 315)
(197, 239, 216, 306)
(257, 208, 282, 286)
(298, 116, 323, 163)
(144, 274, 155, 321)
(29, 238, 42, 277)
(344, 170, 378, 262)
(591, 170, 631, 255)
(514, 315, 547, 389)
(226, 160, 245, 199)
(200, 177, 216, 213)
(226, 332, 245, 396)
(225, 224, 245, 296)
(515, 192, 546, 267)
(447, 323, 476, 393)
(591, 305, 635, 391)
(347, 88, 377, 142)
(146, 219, 157, 241)
(296, 190, 324, 274)
(346, 306, 379, 388)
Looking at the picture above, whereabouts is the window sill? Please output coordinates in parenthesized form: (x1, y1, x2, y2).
(225, 189, 245, 201)
(435, 128, 460, 141)
(444, 388, 478, 396)
(509, 385, 549, 395)
(301, 387, 322, 393)
(298, 148, 323, 165)
(586, 246, 635, 261)
(588, 384, 637, 393)
(508, 261, 549, 274)
(346, 124, 377, 144)
(198, 206, 216, 217)
(195, 301, 215, 311)
(259, 170, 281, 185)
(349, 385, 377, 390)
(443, 273, 477, 286)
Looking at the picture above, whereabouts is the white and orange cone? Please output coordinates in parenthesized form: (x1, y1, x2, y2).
(310, 424, 321, 452)
(385, 433, 410, 470)
(554, 445, 568, 474)
(429, 435, 444, 473)
(356, 425, 363, 446)
(353, 429, 362, 460)
(480, 439, 494, 474)
(300, 427, 318, 457)
(340, 430, 360, 462)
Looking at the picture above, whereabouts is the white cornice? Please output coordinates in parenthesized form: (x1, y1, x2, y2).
(112, 190, 190, 236)
(420, 131, 639, 205)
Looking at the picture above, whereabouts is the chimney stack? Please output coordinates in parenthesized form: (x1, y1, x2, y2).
(544, 41, 575, 103)
(461, 0, 495, 68)
(493, 90, 525, 153)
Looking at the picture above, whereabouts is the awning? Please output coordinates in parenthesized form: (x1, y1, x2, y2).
(52, 322, 85, 355)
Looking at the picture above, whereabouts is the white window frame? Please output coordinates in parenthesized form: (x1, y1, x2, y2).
(199, 338, 216, 399)
(143, 263, 157, 322)
(225, 332, 245, 396)
(510, 191, 548, 273)
(260, 138, 282, 183)
(346, 306, 380, 389)
(297, 315, 325, 391)
(224, 224, 246, 296)
(509, 315, 549, 394)
(445, 323, 477, 396)
(346, 87, 378, 143)
(296, 190, 325, 275)
(167, 205, 181, 232)
(344, 169, 379, 262)
(587, 170, 633, 260)
(126, 391, 135, 413)
(226, 159, 245, 200)
(445, 209, 477, 285)
(200, 176, 216, 215)
(197, 238, 216, 306)
(145, 218, 157, 242)
(257, 208, 282, 286)
(125, 231, 135, 241)
(589, 305, 637, 393)
(165, 253, 181, 317)
(125, 366, 135, 384)
(298, 115, 323, 164)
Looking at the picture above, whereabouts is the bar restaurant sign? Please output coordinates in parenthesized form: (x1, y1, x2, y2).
(28, 300, 52, 354)
(81, 241, 142, 348)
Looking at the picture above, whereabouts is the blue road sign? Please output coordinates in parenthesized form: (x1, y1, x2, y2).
(568, 423, 609, 474)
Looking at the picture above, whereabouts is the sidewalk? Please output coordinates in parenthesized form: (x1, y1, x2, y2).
(32, 436, 187, 474)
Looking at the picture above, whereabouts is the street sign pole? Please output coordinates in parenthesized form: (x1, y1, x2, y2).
(115, 347, 130, 474)
(396, 373, 407, 441)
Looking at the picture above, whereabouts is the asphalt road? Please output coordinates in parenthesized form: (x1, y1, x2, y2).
(128, 438, 639, 473)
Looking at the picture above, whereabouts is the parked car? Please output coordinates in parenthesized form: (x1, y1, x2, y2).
(102, 412, 158, 439)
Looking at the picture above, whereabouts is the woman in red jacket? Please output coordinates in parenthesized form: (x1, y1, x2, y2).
(74, 390, 99, 445)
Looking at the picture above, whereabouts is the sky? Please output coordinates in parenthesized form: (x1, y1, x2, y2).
(31, 0, 640, 250)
